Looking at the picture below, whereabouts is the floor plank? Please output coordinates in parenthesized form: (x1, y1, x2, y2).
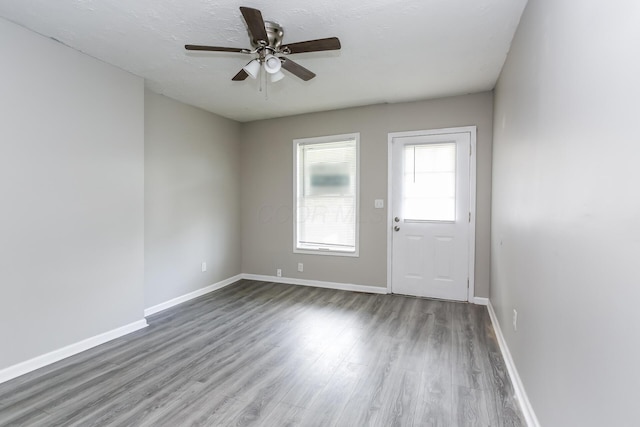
(0, 280, 525, 426)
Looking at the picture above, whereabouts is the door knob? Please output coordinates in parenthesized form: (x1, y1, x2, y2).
(394, 226, 400, 232)
(394, 217, 400, 222)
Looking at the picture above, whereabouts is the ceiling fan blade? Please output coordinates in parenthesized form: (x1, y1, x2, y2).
(281, 37, 341, 54)
(232, 69, 249, 81)
(281, 58, 316, 81)
(239, 7, 269, 45)
(185, 45, 249, 53)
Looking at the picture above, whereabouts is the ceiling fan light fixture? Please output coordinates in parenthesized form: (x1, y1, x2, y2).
(270, 70, 285, 83)
(243, 59, 260, 79)
(263, 54, 282, 74)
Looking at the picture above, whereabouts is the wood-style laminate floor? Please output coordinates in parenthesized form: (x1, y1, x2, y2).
(0, 280, 525, 426)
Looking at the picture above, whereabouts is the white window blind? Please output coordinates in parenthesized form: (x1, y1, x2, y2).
(294, 134, 359, 255)
(403, 142, 457, 221)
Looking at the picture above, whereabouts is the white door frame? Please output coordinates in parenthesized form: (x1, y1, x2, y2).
(386, 126, 477, 302)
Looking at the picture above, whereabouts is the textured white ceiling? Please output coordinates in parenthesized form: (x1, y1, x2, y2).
(0, 0, 527, 122)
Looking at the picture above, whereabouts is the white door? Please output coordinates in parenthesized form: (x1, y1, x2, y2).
(389, 128, 475, 301)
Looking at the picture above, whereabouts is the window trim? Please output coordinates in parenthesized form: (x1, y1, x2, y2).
(293, 133, 360, 257)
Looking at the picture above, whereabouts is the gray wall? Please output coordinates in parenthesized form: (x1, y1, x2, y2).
(241, 93, 494, 297)
(0, 18, 145, 370)
(144, 90, 242, 309)
(491, 0, 640, 425)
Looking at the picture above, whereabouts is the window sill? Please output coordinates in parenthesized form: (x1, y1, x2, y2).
(294, 247, 359, 258)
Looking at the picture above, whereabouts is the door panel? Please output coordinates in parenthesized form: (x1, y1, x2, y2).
(390, 130, 472, 301)
(406, 235, 425, 278)
(434, 236, 454, 280)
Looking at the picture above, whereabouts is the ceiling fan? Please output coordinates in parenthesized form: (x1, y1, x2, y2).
(185, 6, 341, 82)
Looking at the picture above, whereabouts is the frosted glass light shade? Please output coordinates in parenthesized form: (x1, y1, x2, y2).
(264, 55, 282, 74)
(270, 70, 285, 82)
(243, 59, 260, 79)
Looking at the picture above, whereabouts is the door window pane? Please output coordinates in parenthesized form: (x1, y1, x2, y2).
(403, 142, 456, 221)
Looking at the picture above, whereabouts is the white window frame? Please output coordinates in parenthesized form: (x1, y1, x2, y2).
(293, 133, 360, 257)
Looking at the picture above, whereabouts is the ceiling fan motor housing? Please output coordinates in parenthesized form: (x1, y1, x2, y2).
(251, 21, 284, 50)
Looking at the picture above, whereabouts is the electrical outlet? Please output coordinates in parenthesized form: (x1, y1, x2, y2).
(201, 262, 207, 272)
(276, 269, 282, 277)
(297, 263, 303, 272)
(513, 309, 518, 331)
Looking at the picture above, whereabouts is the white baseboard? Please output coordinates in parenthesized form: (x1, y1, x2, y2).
(473, 297, 489, 305)
(242, 274, 388, 295)
(0, 319, 147, 385)
(144, 274, 243, 317)
(487, 301, 540, 427)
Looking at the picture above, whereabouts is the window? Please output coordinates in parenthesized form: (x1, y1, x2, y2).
(294, 133, 359, 256)
(403, 142, 456, 222)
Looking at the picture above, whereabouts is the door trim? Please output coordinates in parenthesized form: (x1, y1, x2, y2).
(386, 126, 477, 302)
